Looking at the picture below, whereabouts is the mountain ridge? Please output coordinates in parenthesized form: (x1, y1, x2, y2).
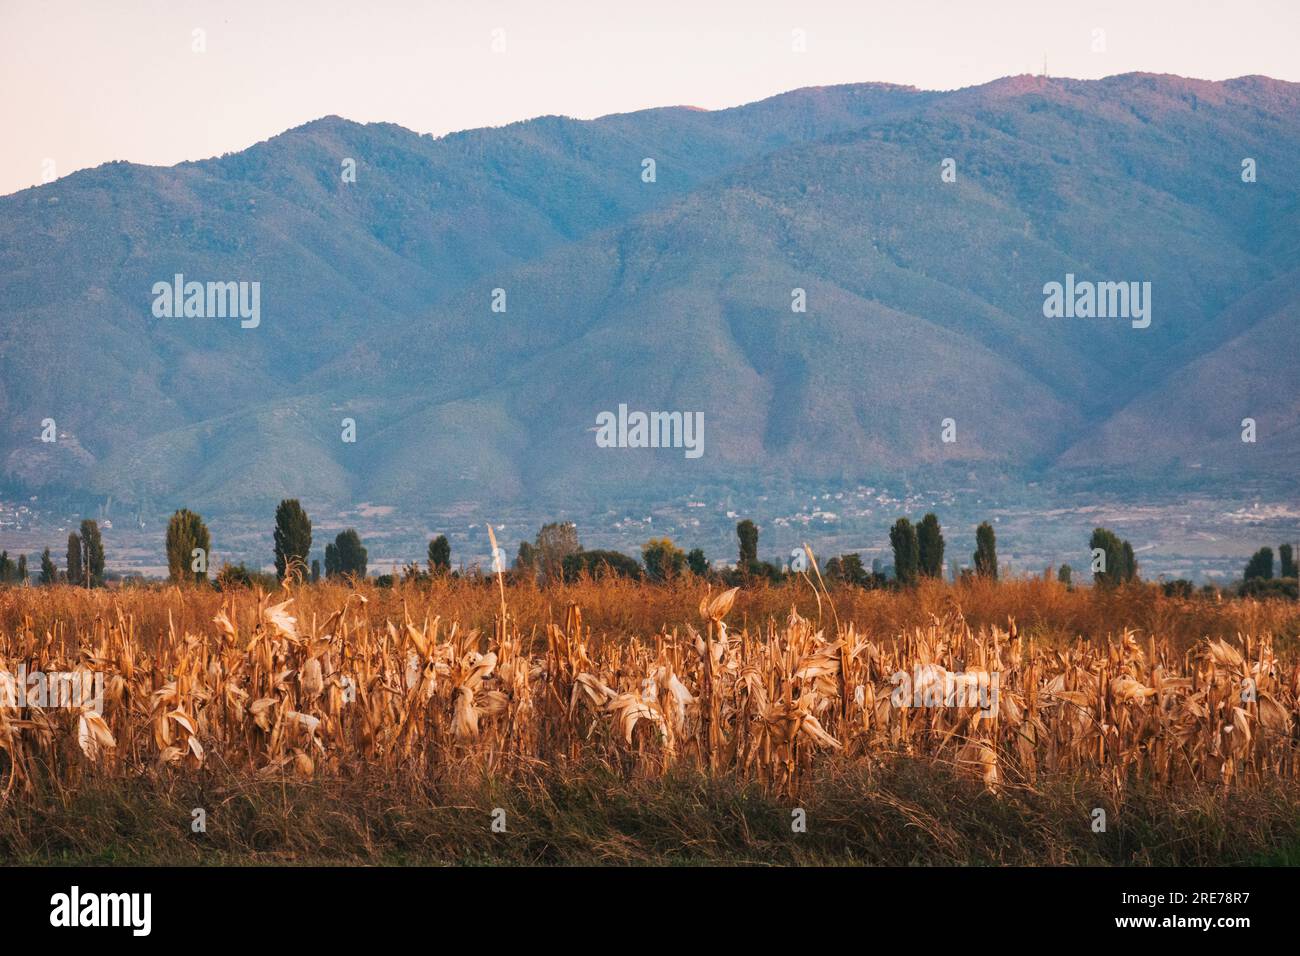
(2, 73, 1296, 512)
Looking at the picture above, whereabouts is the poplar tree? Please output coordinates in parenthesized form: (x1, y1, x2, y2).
(917, 513, 945, 578)
(273, 499, 313, 581)
(79, 519, 105, 587)
(736, 520, 758, 567)
(1278, 544, 1295, 578)
(890, 518, 920, 586)
(166, 509, 211, 584)
(39, 548, 57, 585)
(67, 533, 82, 586)
(973, 522, 998, 580)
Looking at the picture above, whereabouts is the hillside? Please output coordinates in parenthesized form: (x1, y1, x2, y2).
(2, 74, 1297, 512)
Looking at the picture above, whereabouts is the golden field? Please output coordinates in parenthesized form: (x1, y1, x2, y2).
(1, 574, 1298, 865)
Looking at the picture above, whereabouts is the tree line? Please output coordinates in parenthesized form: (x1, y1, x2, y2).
(0, 519, 105, 586)
(1, 497, 1290, 599)
(1239, 542, 1299, 599)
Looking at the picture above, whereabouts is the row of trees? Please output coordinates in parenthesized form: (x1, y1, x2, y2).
(254, 500, 371, 583)
(1, 501, 375, 589)
(884, 513, 982, 585)
(837, 518, 1135, 590)
(1244, 543, 1297, 581)
(507, 516, 983, 588)
(192, 503, 1283, 599)
(3, 498, 1249, 596)
(1241, 542, 1298, 599)
(853, 515, 996, 586)
(1, 520, 106, 587)
(562, 514, 1108, 592)
(165, 501, 465, 587)
(0, 551, 26, 583)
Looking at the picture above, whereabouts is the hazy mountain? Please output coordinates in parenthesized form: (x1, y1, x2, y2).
(2, 73, 1296, 512)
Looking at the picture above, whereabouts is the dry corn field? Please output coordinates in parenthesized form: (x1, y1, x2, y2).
(2, 575, 1297, 809)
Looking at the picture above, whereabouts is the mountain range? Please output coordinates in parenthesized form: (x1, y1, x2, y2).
(2, 73, 1297, 514)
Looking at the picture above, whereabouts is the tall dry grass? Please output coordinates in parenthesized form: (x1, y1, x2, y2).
(0, 574, 1296, 804)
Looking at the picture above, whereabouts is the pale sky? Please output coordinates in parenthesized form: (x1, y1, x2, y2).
(3, 0, 1298, 196)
